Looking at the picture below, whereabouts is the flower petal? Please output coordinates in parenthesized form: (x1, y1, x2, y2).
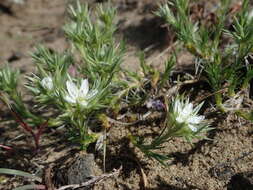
(66, 80, 78, 99)
(183, 103, 193, 114)
(174, 99, 182, 113)
(65, 94, 76, 104)
(188, 115, 204, 124)
(80, 79, 89, 96)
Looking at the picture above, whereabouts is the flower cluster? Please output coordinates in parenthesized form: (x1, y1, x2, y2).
(168, 96, 208, 138)
(65, 79, 97, 106)
(130, 96, 210, 165)
(173, 97, 205, 132)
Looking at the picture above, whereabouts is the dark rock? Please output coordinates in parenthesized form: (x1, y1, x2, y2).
(55, 153, 95, 190)
(67, 154, 95, 189)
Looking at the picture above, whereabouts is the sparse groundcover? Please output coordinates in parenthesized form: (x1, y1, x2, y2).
(0, 0, 253, 190)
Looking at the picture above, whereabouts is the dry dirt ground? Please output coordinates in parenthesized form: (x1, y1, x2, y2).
(0, 0, 253, 190)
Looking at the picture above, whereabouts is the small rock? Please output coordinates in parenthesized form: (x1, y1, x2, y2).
(56, 153, 95, 190)
(67, 154, 95, 189)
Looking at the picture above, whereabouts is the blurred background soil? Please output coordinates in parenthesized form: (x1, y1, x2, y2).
(0, 0, 253, 189)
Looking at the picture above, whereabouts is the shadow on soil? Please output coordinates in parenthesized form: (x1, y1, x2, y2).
(118, 175, 202, 190)
(120, 16, 172, 51)
(168, 113, 227, 166)
(99, 137, 146, 178)
(227, 171, 253, 190)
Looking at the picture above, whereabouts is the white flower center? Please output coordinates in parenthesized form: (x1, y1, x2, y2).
(65, 78, 96, 107)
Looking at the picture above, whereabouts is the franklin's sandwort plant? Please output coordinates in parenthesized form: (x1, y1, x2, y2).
(130, 96, 210, 165)
(156, 0, 253, 114)
(0, 1, 211, 168)
(0, 2, 150, 151)
(25, 2, 127, 150)
(0, 65, 42, 125)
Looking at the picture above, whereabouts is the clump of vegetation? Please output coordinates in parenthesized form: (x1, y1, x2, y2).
(130, 95, 210, 165)
(0, 1, 213, 168)
(4, 0, 253, 188)
(156, 0, 253, 114)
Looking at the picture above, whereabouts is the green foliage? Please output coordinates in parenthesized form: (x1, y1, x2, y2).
(0, 168, 44, 190)
(130, 96, 210, 165)
(0, 1, 208, 166)
(0, 66, 41, 124)
(159, 55, 176, 88)
(0, 65, 19, 94)
(0, 168, 42, 182)
(64, 2, 123, 82)
(157, 0, 253, 112)
(1, 1, 148, 150)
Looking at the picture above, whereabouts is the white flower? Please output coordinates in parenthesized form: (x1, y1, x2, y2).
(173, 97, 205, 132)
(65, 79, 97, 106)
(41, 76, 53, 90)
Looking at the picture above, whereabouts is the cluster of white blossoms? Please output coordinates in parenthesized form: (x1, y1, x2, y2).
(40, 76, 205, 133)
(172, 97, 205, 132)
(41, 76, 97, 107)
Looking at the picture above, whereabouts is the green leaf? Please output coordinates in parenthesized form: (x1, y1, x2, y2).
(159, 55, 175, 87)
(13, 184, 45, 190)
(0, 168, 42, 183)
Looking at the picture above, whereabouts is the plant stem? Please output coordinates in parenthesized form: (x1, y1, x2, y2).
(215, 93, 226, 112)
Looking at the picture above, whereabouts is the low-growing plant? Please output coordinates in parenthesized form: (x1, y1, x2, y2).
(0, 1, 211, 166)
(156, 0, 253, 113)
(130, 95, 210, 165)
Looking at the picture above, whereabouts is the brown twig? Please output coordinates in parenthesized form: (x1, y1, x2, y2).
(131, 157, 148, 190)
(56, 166, 122, 190)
